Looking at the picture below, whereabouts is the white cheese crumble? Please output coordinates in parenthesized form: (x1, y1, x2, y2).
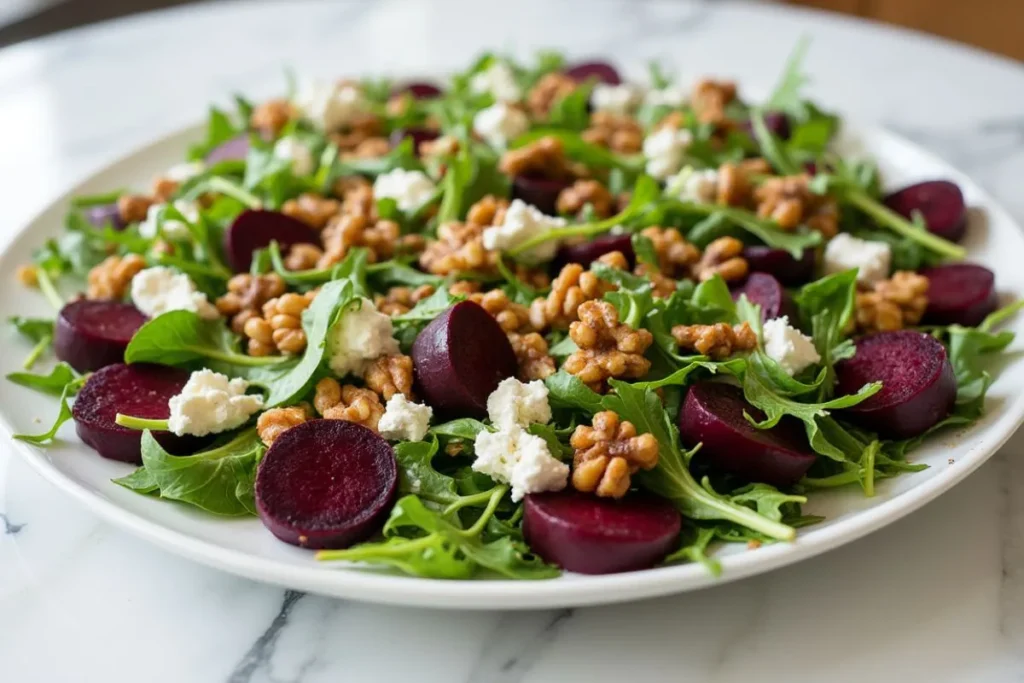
(378, 394, 433, 442)
(762, 316, 821, 377)
(163, 161, 206, 183)
(272, 136, 316, 176)
(138, 200, 200, 240)
(591, 83, 643, 115)
(665, 167, 719, 204)
(470, 61, 522, 102)
(823, 233, 892, 286)
(473, 102, 529, 148)
(130, 266, 219, 320)
(644, 86, 687, 109)
(486, 377, 552, 431)
(473, 427, 568, 502)
(481, 198, 566, 262)
(327, 297, 400, 377)
(372, 168, 437, 213)
(294, 80, 368, 133)
(167, 369, 264, 437)
(642, 126, 694, 180)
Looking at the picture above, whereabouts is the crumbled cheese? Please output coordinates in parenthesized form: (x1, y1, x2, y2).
(130, 266, 219, 320)
(642, 127, 694, 180)
(378, 394, 433, 442)
(823, 233, 892, 286)
(294, 80, 368, 133)
(327, 297, 400, 377)
(762, 316, 821, 376)
(473, 102, 529, 148)
(473, 426, 568, 502)
(470, 61, 522, 102)
(644, 86, 687, 109)
(591, 83, 643, 115)
(372, 169, 437, 213)
(272, 136, 316, 176)
(167, 369, 264, 437)
(665, 167, 719, 204)
(138, 200, 200, 240)
(486, 377, 551, 431)
(481, 199, 566, 262)
(163, 161, 206, 183)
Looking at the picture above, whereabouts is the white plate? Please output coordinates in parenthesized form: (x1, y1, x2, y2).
(2, 122, 1023, 610)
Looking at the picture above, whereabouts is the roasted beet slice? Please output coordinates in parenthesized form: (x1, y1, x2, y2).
(394, 82, 443, 100)
(742, 246, 815, 286)
(564, 61, 622, 85)
(389, 127, 440, 153)
(204, 135, 250, 164)
(84, 203, 125, 231)
(554, 234, 635, 271)
(920, 263, 998, 327)
(835, 331, 956, 439)
(884, 180, 967, 243)
(255, 419, 397, 549)
(511, 175, 572, 215)
(72, 363, 206, 463)
(523, 491, 680, 574)
(411, 301, 517, 419)
(54, 300, 148, 373)
(224, 209, 319, 272)
(731, 272, 796, 321)
(742, 111, 792, 141)
(679, 382, 816, 487)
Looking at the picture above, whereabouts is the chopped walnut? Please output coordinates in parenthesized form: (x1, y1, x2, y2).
(671, 322, 757, 359)
(499, 136, 580, 181)
(284, 243, 324, 271)
(854, 271, 930, 333)
(256, 405, 311, 447)
(374, 284, 436, 316)
(151, 178, 180, 204)
(529, 262, 617, 330)
(244, 292, 315, 356)
(693, 236, 748, 283)
(563, 300, 653, 392)
(86, 254, 147, 300)
(640, 226, 701, 278)
(466, 194, 509, 227)
(467, 289, 533, 333)
(570, 411, 660, 498)
(716, 159, 772, 207)
(420, 135, 459, 158)
(319, 214, 417, 267)
(582, 111, 644, 154)
(753, 174, 839, 237)
(418, 221, 496, 276)
(344, 137, 390, 160)
(314, 378, 384, 431)
(15, 264, 38, 287)
(362, 354, 415, 401)
(329, 114, 384, 153)
(634, 263, 677, 298)
(526, 72, 578, 119)
(332, 176, 376, 217)
(556, 179, 614, 218)
(117, 194, 155, 224)
(448, 280, 482, 297)
(215, 273, 287, 334)
(282, 193, 341, 230)
(251, 98, 295, 138)
(509, 332, 557, 381)
(691, 79, 737, 127)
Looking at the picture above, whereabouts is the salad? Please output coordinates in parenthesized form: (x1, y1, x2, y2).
(7, 42, 1020, 580)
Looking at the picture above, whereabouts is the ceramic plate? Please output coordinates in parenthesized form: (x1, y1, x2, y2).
(2, 122, 1023, 609)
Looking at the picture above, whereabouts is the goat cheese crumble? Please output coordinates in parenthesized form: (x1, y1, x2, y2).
(470, 61, 522, 102)
(167, 369, 264, 437)
(372, 168, 437, 213)
(642, 126, 694, 180)
(762, 316, 821, 376)
(138, 200, 200, 240)
(644, 86, 687, 109)
(327, 297, 400, 377)
(294, 80, 368, 133)
(486, 377, 552, 431)
(272, 136, 316, 176)
(163, 161, 206, 183)
(130, 266, 219, 320)
(473, 427, 568, 502)
(666, 167, 719, 204)
(481, 199, 566, 262)
(473, 102, 529, 148)
(590, 83, 643, 115)
(378, 394, 433, 442)
(823, 233, 892, 286)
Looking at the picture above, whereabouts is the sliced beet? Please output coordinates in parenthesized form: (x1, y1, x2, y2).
(564, 61, 622, 85)
(394, 82, 443, 100)
(731, 272, 796, 322)
(72, 363, 206, 463)
(511, 175, 572, 215)
(679, 382, 816, 488)
(255, 419, 397, 550)
(84, 204, 125, 231)
(743, 111, 792, 141)
(883, 180, 967, 243)
(224, 209, 319, 272)
(54, 300, 148, 373)
(834, 331, 956, 439)
(523, 491, 680, 574)
(389, 127, 439, 153)
(554, 234, 635, 271)
(411, 301, 517, 419)
(920, 263, 998, 327)
(742, 246, 815, 286)
(204, 135, 250, 164)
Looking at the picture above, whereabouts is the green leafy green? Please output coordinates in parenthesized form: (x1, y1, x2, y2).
(13, 382, 74, 444)
(125, 310, 288, 368)
(545, 371, 603, 415)
(7, 362, 82, 396)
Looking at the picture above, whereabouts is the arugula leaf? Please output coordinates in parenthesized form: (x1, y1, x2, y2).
(764, 37, 811, 118)
(325, 137, 424, 183)
(9, 316, 54, 342)
(664, 525, 721, 575)
(545, 371, 603, 415)
(510, 129, 644, 173)
(366, 260, 443, 289)
(125, 310, 288, 369)
(7, 362, 82, 396)
(188, 107, 241, 161)
(547, 85, 593, 131)
(394, 439, 461, 504)
(13, 382, 74, 444)
(750, 109, 800, 176)
(795, 269, 857, 400)
(631, 233, 660, 268)
(430, 418, 490, 441)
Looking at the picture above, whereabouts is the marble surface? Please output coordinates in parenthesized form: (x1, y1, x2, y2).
(3, 1, 1024, 680)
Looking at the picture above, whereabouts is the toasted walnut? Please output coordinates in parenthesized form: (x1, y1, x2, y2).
(419, 221, 497, 276)
(448, 280, 482, 297)
(556, 179, 614, 218)
(332, 176, 376, 217)
(319, 214, 415, 267)
(672, 321, 757, 359)
(582, 111, 643, 154)
(563, 300, 653, 392)
(529, 262, 617, 330)
(117, 194, 154, 224)
(344, 137, 390, 160)
(526, 72, 578, 119)
(282, 193, 341, 230)
(314, 378, 384, 431)
(330, 114, 384, 152)
(499, 136, 579, 181)
(251, 98, 295, 138)
(420, 135, 459, 158)
(86, 254, 147, 300)
(466, 195, 509, 227)
(375, 284, 436, 316)
(691, 79, 737, 127)
(256, 405, 311, 447)
(284, 243, 324, 271)
(753, 174, 839, 237)
(215, 273, 287, 333)
(634, 263, 677, 298)
(363, 354, 415, 401)
(151, 178, 180, 204)
(640, 226, 701, 278)
(854, 271, 929, 333)
(266, 292, 314, 355)
(15, 264, 38, 287)
(570, 411, 660, 498)
(716, 159, 772, 207)
(509, 332, 556, 381)
(693, 236, 748, 283)
(467, 289, 533, 333)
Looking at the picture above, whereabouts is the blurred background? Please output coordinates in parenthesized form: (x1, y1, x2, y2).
(0, 0, 1021, 61)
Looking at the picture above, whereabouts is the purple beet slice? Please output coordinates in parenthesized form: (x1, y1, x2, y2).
(731, 272, 796, 322)
(389, 127, 439, 153)
(554, 234, 635, 271)
(84, 203, 125, 231)
(54, 300, 148, 373)
(511, 175, 572, 215)
(564, 61, 622, 85)
(394, 82, 443, 99)
(523, 491, 681, 574)
(255, 419, 398, 550)
(679, 382, 816, 488)
(743, 111, 792, 141)
(224, 209, 319, 272)
(411, 301, 517, 419)
(742, 246, 815, 286)
(883, 180, 967, 243)
(834, 331, 956, 439)
(204, 135, 250, 164)
(919, 263, 998, 327)
(72, 363, 207, 463)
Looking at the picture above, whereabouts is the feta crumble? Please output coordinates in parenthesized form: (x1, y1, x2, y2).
(327, 297, 400, 377)
(473, 426, 568, 502)
(591, 83, 643, 116)
(823, 233, 892, 286)
(294, 80, 368, 133)
(481, 199, 566, 262)
(272, 136, 316, 176)
(665, 167, 719, 204)
(470, 61, 522, 102)
(138, 200, 200, 240)
(378, 394, 433, 442)
(642, 126, 694, 180)
(644, 86, 687, 109)
(486, 377, 552, 431)
(473, 102, 529, 148)
(372, 168, 437, 213)
(762, 316, 821, 376)
(163, 161, 206, 183)
(167, 369, 264, 437)
(130, 266, 219, 320)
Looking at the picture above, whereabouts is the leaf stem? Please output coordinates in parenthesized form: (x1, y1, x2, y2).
(35, 268, 64, 312)
(316, 535, 437, 562)
(22, 334, 52, 370)
(116, 414, 170, 431)
(845, 188, 966, 259)
(443, 488, 501, 517)
(458, 486, 507, 538)
(204, 176, 263, 209)
(194, 347, 290, 367)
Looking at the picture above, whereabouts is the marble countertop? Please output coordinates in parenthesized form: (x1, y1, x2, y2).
(3, 1, 1024, 681)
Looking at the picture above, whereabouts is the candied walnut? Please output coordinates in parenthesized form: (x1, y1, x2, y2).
(466, 195, 509, 227)
(640, 226, 701, 278)
(516, 264, 552, 291)
(344, 137, 390, 159)
(284, 243, 324, 271)
(556, 179, 614, 218)
(582, 111, 643, 154)
(314, 378, 384, 431)
(151, 178, 180, 204)
(86, 254, 147, 300)
(363, 354, 415, 401)
(509, 332, 556, 381)
(563, 300, 653, 392)
(715, 159, 773, 207)
(529, 262, 617, 330)
(256, 405, 310, 447)
(375, 284, 436, 316)
(117, 194, 154, 224)
(418, 221, 497, 276)
(15, 264, 38, 287)
(264, 292, 314, 355)
(854, 271, 929, 334)
(691, 79, 737, 126)
(215, 273, 287, 333)
(282, 193, 341, 230)
(753, 174, 839, 237)
(332, 176, 376, 217)
(467, 289, 533, 333)
(499, 136, 579, 181)
(526, 72, 578, 119)
(634, 263, 677, 298)
(671, 321, 757, 359)
(330, 114, 384, 152)
(448, 280, 482, 297)
(420, 135, 459, 158)
(319, 214, 414, 267)
(570, 410, 659, 498)
(250, 98, 295, 138)
(693, 236, 748, 283)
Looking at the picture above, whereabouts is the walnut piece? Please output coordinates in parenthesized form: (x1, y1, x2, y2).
(282, 193, 341, 230)
(319, 214, 417, 267)
(671, 322, 757, 359)
(374, 284, 436, 316)
(854, 271, 929, 333)
(526, 72, 579, 119)
(243, 291, 315, 356)
(467, 289, 533, 333)
(753, 174, 839, 237)
(250, 98, 295, 138)
(15, 264, 38, 287)
(257, 405, 310, 447)
(117, 194, 155, 224)
(563, 300, 653, 392)
(284, 244, 324, 271)
(582, 111, 643, 154)
(693, 236, 748, 283)
(418, 220, 496, 276)
(314, 378, 384, 431)
(640, 226, 701, 278)
(215, 273, 287, 334)
(362, 354, 415, 401)
(570, 411, 660, 498)
(529, 261, 618, 330)
(509, 331, 557, 381)
(86, 254, 147, 300)
(499, 136, 579, 180)
(691, 79, 737, 127)
(556, 179, 614, 218)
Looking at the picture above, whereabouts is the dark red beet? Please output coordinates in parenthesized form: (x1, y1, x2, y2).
(54, 300, 148, 373)
(835, 331, 956, 439)
(411, 301, 517, 419)
(204, 135, 250, 164)
(731, 272, 796, 321)
(224, 209, 319, 272)
(564, 61, 622, 85)
(72, 364, 206, 463)
(919, 263, 998, 327)
(743, 111, 792, 141)
(883, 180, 967, 242)
(554, 234, 635, 271)
(389, 127, 440, 153)
(679, 382, 816, 487)
(84, 204, 125, 231)
(511, 175, 571, 215)
(742, 246, 815, 286)
(523, 491, 680, 574)
(394, 82, 443, 99)
(255, 419, 397, 550)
